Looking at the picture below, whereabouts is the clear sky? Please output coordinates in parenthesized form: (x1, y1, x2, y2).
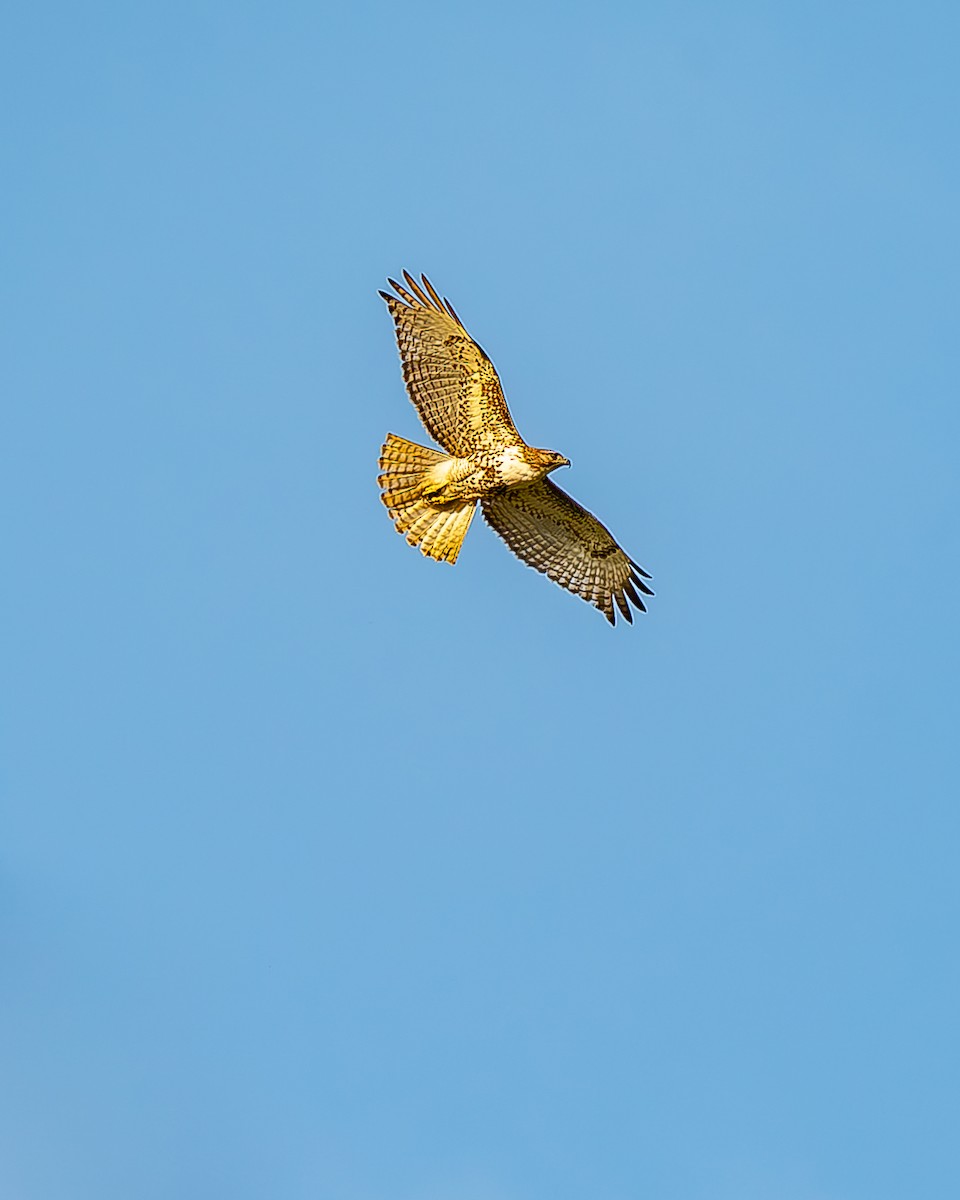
(3, 3, 958, 1198)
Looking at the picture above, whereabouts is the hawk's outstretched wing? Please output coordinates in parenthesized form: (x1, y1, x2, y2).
(380, 272, 523, 456)
(481, 480, 653, 625)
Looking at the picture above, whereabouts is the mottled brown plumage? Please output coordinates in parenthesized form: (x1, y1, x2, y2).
(378, 272, 653, 624)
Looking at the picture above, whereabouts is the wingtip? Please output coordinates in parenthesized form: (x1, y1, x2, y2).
(421, 274, 445, 310)
(629, 566, 654, 596)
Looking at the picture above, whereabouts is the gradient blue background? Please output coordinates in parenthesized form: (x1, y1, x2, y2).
(3, 3, 958, 1197)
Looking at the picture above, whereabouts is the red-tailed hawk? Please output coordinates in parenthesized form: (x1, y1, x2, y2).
(378, 272, 654, 625)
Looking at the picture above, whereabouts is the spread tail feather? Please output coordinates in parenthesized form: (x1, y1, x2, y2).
(378, 433, 476, 564)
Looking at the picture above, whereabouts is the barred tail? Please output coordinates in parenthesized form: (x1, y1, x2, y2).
(378, 433, 476, 564)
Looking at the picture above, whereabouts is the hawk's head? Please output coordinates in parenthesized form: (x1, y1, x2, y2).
(535, 448, 571, 473)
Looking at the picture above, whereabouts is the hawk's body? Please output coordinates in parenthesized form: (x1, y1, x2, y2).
(378, 272, 653, 624)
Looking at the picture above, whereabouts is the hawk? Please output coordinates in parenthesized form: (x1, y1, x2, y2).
(378, 272, 654, 625)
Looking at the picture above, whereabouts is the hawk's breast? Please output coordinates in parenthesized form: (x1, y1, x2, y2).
(492, 446, 541, 489)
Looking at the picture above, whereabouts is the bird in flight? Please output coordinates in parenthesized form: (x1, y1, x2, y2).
(378, 271, 653, 625)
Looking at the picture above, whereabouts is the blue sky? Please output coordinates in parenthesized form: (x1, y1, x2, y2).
(2, 3, 958, 1197)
